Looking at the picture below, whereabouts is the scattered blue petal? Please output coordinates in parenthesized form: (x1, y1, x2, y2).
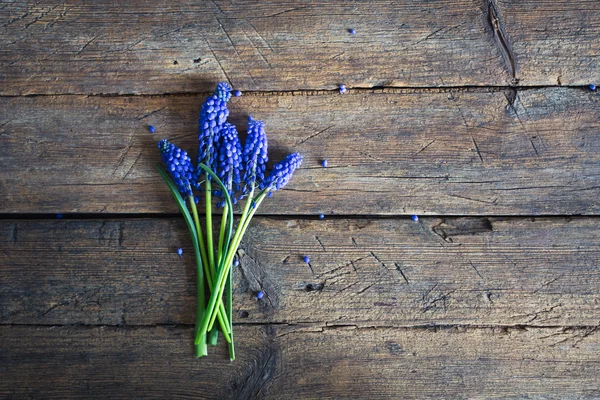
(319, 214, 325, 219)
(56, 213, 63, 219)
(177, 248, 183, 257)
(321, 159, 328, 167)
(303, 255, 310, 264)
(339, 84, 347, 94)
(148, 125, 156, 133)
(234, 90, 242, 97)
(411, 215, 419, 222)
(256, 291, 264, 299)
(233, 258, 239, 267)
(590, 84, 597, 91)
(348, 28, 356, 35)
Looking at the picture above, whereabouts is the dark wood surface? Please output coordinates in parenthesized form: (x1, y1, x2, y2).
(2, 1, 600, 399)
(3, 217, 600, 327)
(2, 88, 600, 215)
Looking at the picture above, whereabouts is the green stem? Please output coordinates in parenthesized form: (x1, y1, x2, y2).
(189, 196, 232, 344)
(192, 167, 237, 345)
(197, 189, 267, 339)
(226, 266, 235, 361)
(205, 179, 215, 276)
(188, 196, 207, 358)
(217, 203, 228, 265)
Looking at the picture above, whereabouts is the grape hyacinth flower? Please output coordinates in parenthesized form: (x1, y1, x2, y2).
(196, 82, 232, 174)
(242, 116, 268, 194)
(158, 139, 195, 198)
(260, 153, 303, 191)
(215, 123, 242, 197)
(156, 82, 303, 361)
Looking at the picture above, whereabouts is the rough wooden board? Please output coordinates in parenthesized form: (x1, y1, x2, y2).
(3, 217, 600, 327)
(1, 324, 599, 399)
(2, 88, 600, 215)
(2, 1, 600, 95)
(0, 0, 507, 95)
(498, 0, 600, 86)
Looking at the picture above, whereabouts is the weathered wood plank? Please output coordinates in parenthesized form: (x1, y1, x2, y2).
(2, 324, 599, 399)
(1, 88, 599, 215)
(2, 1, 599, 94)
(2, 217, 599, 327)
(498, 0, 600, 86)
(0, 0, 505, 95)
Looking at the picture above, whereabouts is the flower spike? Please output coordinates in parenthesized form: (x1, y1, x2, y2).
(215, 122, 243, 197)
(260, 153, 303, 191)
(242, 116, 268, 193)
(196, 82, 232, 184)
(158, 139, 195, 198)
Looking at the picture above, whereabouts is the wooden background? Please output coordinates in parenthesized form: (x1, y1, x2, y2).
(2, 0, 600, 398)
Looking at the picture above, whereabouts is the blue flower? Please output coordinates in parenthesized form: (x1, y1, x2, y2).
(197, 82, 232, 180)
(215, 122, 243, 197)
(242, 116, 268, 193)
(260, 153, 303, 191)
(158, 139, 195, 198)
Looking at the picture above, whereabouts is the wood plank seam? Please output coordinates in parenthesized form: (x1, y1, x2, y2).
(0, 85, 593, 99)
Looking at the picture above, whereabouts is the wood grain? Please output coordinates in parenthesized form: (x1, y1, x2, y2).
(2, 324, 599, 399)
(2, 1, 599, 95)
(0, 0, 504, 95)
(498, 0, 600, 86)
(3, 217, 600, 327)
(2, 88, 600, 215)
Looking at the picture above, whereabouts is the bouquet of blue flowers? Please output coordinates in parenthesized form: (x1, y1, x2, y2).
(157, 82, 302, 359)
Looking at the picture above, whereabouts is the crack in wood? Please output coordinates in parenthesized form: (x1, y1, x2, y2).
(394, 262, 410, 284)
(484, 0, 518, 84)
